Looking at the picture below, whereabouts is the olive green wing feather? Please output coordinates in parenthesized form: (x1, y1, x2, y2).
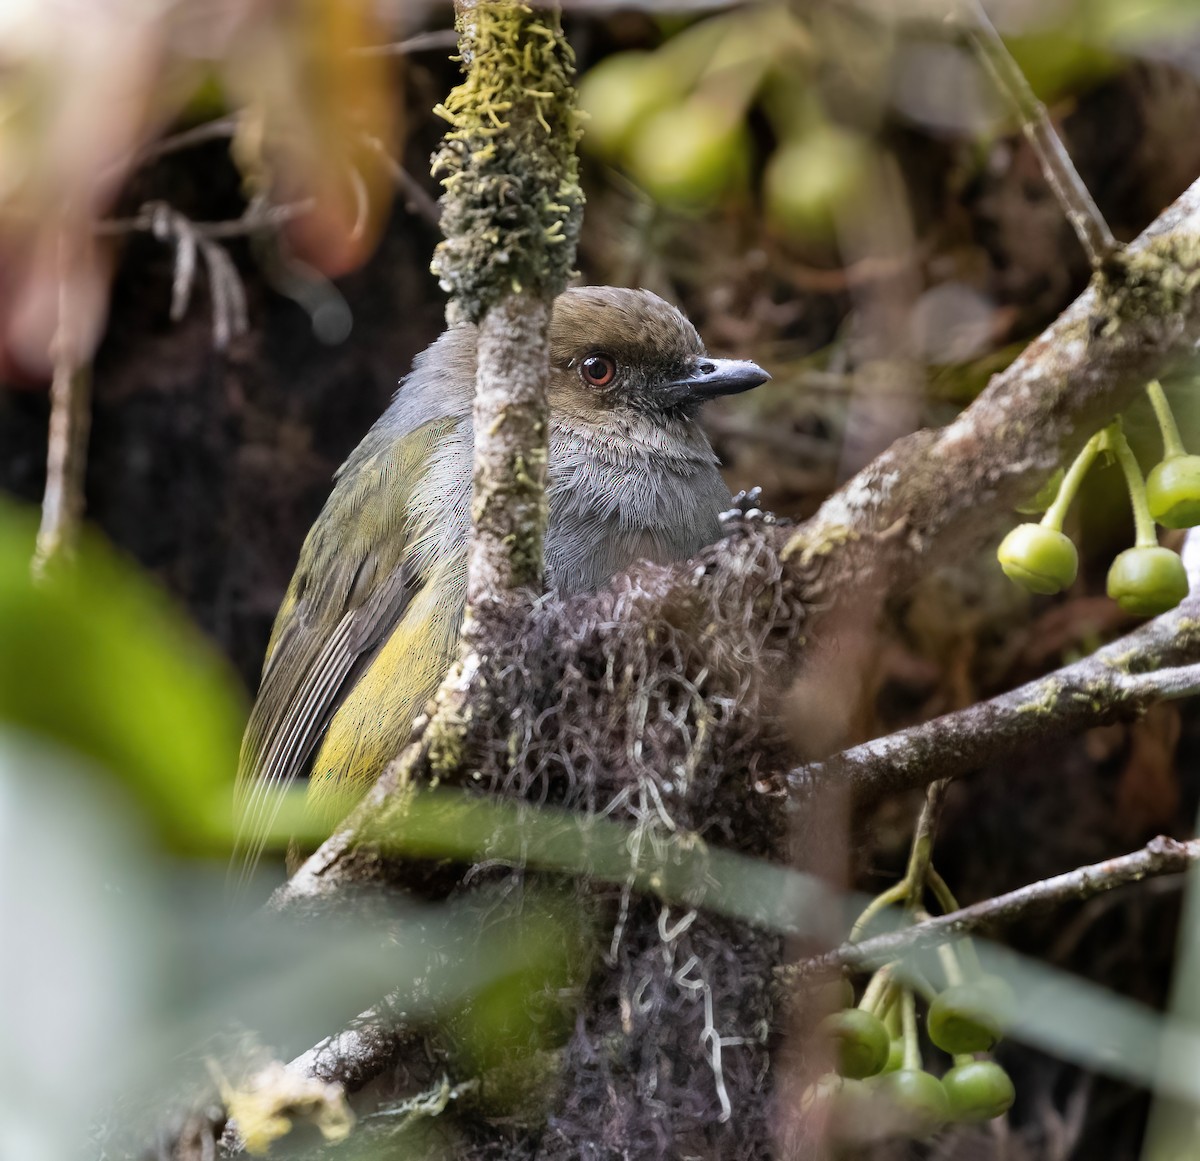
(232, 417, 456, 882)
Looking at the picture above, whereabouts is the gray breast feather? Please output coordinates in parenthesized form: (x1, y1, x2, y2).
(544, 427, 730, 594)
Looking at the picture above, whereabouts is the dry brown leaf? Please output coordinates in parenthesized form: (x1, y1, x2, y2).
(1114, 702, 1182, 840)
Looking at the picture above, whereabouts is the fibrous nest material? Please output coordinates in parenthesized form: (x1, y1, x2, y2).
(375, 526, 824, 1158)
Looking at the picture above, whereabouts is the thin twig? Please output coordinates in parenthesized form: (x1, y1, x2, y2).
(94, 197, 314, 241)
(794, 835, 1200, 976)
(147, 201, 253, 349)
(900, 779, 949, 909)
(33, 361, 91, 575)
(96, 199, 301, 349)
(956, 0, 1118, 267)
(358, 133, 442, 228)
(351, 29, 462, 57)
(126, 115, 240, 172)
(95, 115, 239, 188)
(33, 241, 93, 577)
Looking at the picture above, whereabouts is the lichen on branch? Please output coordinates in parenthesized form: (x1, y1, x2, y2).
(430, 1, 584, 324)
(1098, 232, 1200, 332)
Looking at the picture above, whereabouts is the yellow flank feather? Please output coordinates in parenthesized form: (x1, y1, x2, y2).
(307, 563, 466, 811)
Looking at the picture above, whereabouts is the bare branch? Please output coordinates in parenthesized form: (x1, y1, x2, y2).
(33, 361, 91, 575)
(957, 0, 1118, 266)
(465, 291, 553, 605)
(791, 590, 1200, 805)
(795, 835, 1200, 977)
(33, 238, 93, 576)
(121, 115, 239, 173)
(288, 1005, 422, 1088)
(95, 197, 314, 241)
(786, 174, 1200, 616)
(358, 133, 442, 228)
(97, 200, 301, 349)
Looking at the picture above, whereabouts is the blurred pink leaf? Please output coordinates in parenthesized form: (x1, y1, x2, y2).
(0, 0, 397, 376)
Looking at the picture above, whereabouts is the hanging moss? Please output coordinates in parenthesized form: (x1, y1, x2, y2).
(431, 2, 585, 324)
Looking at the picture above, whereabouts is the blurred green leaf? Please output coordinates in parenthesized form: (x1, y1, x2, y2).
(446, 889, 586, 1078)
(0, 502, 246, 851)
(1094, 0, 1200, 49)
(994, 27, 1115, 101)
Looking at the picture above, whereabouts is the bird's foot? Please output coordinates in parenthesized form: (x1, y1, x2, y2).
(719, 486, 776, 526)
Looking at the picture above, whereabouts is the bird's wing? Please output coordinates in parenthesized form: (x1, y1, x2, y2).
(231, 415, 459, 884)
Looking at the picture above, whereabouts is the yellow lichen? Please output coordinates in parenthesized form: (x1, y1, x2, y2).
(1095, 233, 1200, 336)
(781, 523, 858, 566)
(213, 1061, 354, 1156)
(431, 1, 585, 322)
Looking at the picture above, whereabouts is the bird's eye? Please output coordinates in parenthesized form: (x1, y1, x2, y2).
(580, 354, 616, 387)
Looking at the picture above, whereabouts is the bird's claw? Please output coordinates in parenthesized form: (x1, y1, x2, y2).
(719, 486, 775, 525)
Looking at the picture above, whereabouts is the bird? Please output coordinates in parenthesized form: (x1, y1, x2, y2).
(234, 285, 769, 875)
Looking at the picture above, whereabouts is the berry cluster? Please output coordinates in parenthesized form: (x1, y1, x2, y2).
(806, 869, 1016, 1146)
(576, 10, 871, 235)
(998, 381, 1197, 615)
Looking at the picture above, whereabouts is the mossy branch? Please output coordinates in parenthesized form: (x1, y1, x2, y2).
(431, 1, 583, 324)
(431, 1, 584, 609)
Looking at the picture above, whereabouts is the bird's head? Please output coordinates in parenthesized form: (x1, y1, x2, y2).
(546, 286, 769, 423)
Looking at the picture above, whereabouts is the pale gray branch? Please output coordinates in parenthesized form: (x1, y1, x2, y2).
(958, 0, 1118, 266)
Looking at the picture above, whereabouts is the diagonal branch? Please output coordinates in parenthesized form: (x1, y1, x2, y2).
(794, 835, 1200, 977)
(790, 592, 1200, 806)
(957, 0, 1118, 267)
(784, 174, 1200, 605)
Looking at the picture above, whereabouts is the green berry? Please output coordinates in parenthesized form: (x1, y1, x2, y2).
(927, 980, 1013, 1054)
(764, 128, 872, 239)
(1147, 455, 1200, 529)
(626, 99, 748, 208)
(812, 975, 856, 1014)
(997, 523, 1078, 594)
(578, 52, 677, 159)
(942, 1060, 1016, 1122)
(819, 1007, 891, 1079)
(1106, 546, 1189, 616)
(872, 1069, 950, 1138)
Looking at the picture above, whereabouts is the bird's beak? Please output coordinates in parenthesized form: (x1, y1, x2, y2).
(667, 357, 771, 400)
